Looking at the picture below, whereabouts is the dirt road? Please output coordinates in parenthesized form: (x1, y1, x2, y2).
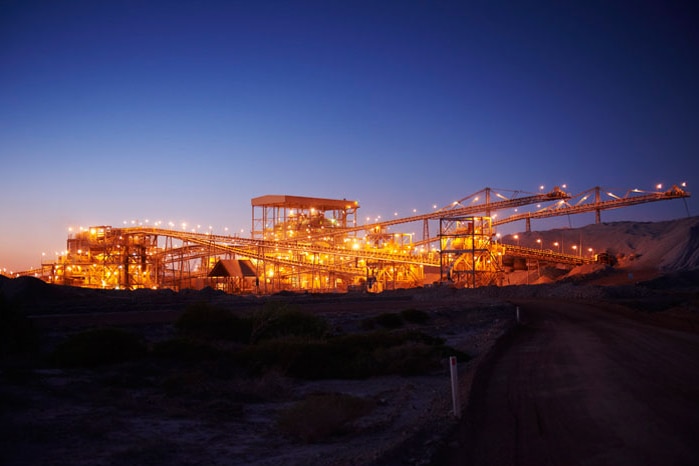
(435, 300, 699, 466)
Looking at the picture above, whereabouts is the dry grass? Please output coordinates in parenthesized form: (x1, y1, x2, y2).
(277, 392, 375, 443)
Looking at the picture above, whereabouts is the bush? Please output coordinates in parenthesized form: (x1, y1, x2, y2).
(285, 341, 376, 380)
(175, 303, 251, 342)
(53, 327, 147, 368)
(236, 330, 464, 380)
(400, 308, 430, 324)
(361, 310, 429, 330)
(336, 330, 445, 350)
(373, 312, 404, 329)
(235, 336, 369, 379)
(359, 317, 377, 330)
(238, 338, 303, 376)
(250, 302, 329, 343)
(277, 392, 374, 443)
(152, 338, 222, 362)
(374, 343, 442, 376)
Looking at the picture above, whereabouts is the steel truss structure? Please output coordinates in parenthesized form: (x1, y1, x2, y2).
(439, 216, 505, 288)
(20, 184, 689, 293)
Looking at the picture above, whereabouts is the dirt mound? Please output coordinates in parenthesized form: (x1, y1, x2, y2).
(0, 276, 75, 302)
(638, 269, 699, 291)
(660, 222, 699, 271)
(512, 216, 699, 282)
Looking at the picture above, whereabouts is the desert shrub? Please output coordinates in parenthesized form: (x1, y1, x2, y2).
(277, 392, 374, 443)
(237, 330, 463, 380)
(337, 330, 445, 350)
(236, 335, 374, 379)
(152, 337, 222, 362)
(0, 294, 38, 358)
(53, 327, 146, 368)
(235, 337, 306, 375)
(315, 332, 452, 378)
(175, 302, 251, 342)
(373, 312, 404, 329)
(250, 302, 329, 343)
(374, 343, 442, 376)
(361, 310, 429, 330)
(359, 317, 377, 330)
(154, 338, 244, 381)
(285, 341, 376, 379)
(400, 308, 430, 324)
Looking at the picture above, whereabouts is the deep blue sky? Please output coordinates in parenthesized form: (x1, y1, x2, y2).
(1, 0, 697, 272)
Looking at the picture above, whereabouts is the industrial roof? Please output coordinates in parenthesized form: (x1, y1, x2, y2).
(251, 195, 359, 210)
(208, 259, 257, 278)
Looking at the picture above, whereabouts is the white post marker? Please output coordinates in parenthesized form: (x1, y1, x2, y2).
(516, 306, 521, 324)
(450, 356, 460, 417)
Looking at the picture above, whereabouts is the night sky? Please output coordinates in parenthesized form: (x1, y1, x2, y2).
(1, 0, 697, 272)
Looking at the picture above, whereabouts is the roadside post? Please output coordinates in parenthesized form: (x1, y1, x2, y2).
(450, 356, 460, 417)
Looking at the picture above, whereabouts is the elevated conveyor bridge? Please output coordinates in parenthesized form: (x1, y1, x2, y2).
(20, 184, 689, 292)
(494, 185, 690, 231)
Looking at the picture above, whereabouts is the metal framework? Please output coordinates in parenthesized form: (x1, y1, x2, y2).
(439, 216, 505, 288)
(251, 195, 359, 242)
(494, 185, 690, 231)
(13, 184, 689, 293)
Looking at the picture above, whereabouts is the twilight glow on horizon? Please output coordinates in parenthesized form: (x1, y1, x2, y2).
(1, 0, 697, 272)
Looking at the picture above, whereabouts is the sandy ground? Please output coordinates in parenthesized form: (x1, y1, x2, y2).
(3, 277, 697, 465)
(435, 299, 699, 466)
(1, 288, 515, 466)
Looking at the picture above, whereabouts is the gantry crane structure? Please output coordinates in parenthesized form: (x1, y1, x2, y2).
(24, 184, 689, 293)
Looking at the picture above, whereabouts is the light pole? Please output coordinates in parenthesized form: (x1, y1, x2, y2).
(513, 234, 519, 247)
(536, 238, 542, 249)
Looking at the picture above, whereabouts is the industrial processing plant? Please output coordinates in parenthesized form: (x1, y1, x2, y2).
(14, 185, 690, 293)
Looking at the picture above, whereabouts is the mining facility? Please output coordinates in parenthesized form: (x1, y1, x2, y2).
(18, 185, 690, 293)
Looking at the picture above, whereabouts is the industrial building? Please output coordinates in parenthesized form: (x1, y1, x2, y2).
(21, 185, 689, 293)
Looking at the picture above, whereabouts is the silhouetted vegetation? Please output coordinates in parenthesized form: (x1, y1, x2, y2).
(373, 312, 404, 328)
(175, 302, 252, 342)
(400, 308, 430, 324)
(174, 301, 329, 344)
(152, 337, 223, 362)
(53, 327, 147, 367)
(168, 302, 465, 380)
(361, 308, 431, 329)
(277, 392, 375, 443)
(250, 301, 329, 343)
(236, 330, 466, 380)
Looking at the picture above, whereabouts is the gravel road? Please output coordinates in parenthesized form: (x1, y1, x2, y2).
(436, 299, 699, 466)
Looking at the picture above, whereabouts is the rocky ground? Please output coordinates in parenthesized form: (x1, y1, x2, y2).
(2, 270, 699, 466)
(1, 281, 517, 466)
